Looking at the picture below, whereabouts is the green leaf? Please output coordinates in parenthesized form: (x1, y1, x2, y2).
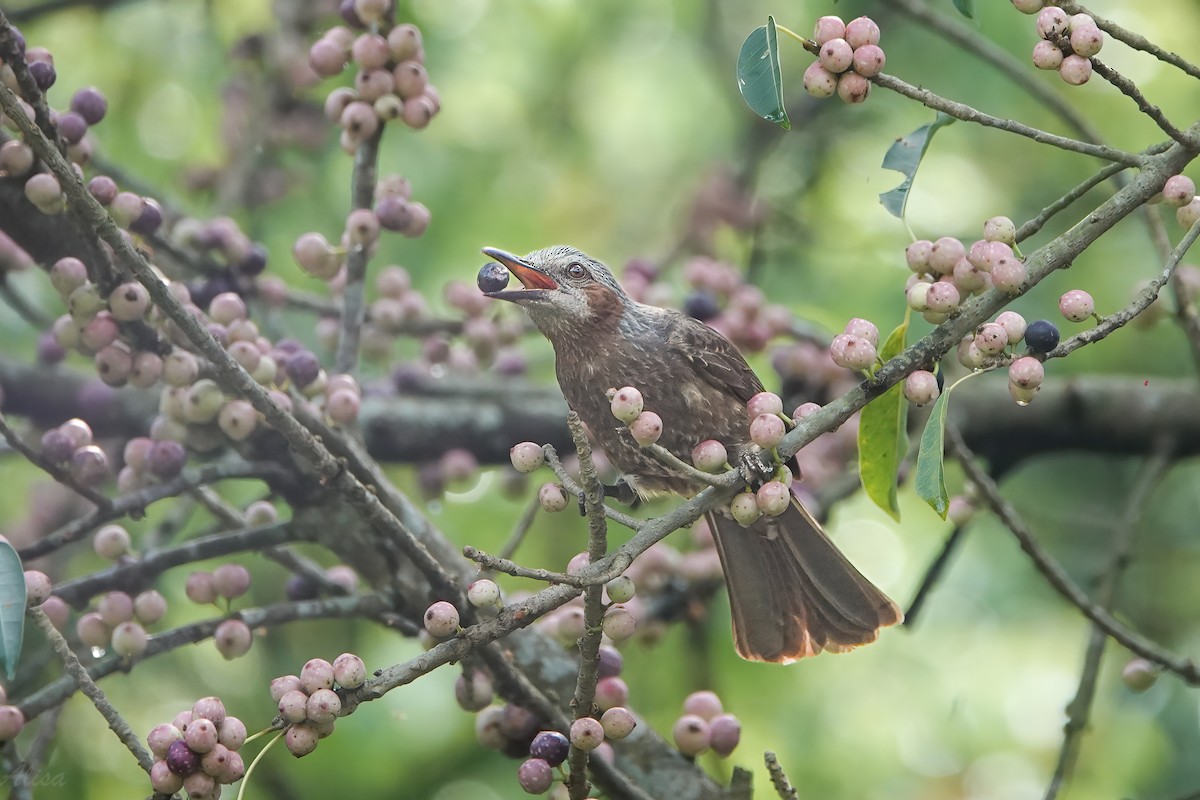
(879, 112, 956, 220)
(953, 0, 975, 18)
(858, 320, 910, 521)
(736, 17, 790, 130)
(914, 388, 952, 519)
(0, 541, 25, 680)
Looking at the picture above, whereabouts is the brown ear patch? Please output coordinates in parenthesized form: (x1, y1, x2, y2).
(582, 282, 624, 330)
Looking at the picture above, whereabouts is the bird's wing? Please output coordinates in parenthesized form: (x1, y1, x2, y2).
(667, 314, 764, 405)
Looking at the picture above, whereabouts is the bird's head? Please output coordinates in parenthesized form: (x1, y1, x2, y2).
(480, 245, 630, 337)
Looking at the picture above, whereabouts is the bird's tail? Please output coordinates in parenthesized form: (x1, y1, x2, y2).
(706, 497, 902, 663)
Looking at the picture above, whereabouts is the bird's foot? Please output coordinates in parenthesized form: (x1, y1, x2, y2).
(603, 479, 641, 508)
(738, 448, 775, 488)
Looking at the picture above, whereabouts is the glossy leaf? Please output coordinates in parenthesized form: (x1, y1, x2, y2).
(914, 388, 952, 519)
(0, 541, 25, 680)
(858, 320, 909, 521)
(736, 17, 790, 129)
(953, 0, 975, 18)
(879, 113, 956, 220)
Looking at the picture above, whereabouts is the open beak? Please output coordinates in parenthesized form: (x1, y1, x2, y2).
(481, 246, 558, 300)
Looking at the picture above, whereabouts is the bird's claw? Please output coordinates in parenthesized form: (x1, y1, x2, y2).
(738, 449, 775, 487)
(603, 478, 641, 508)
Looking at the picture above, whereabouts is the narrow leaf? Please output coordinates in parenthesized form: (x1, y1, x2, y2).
(953, 0, 975, 18)
(858, 320, 910, 521)
(0, 541, 25, 680)
(736, 17, 790, 129)
(914, 390, 952, 518)
(879, 112, 956, 220)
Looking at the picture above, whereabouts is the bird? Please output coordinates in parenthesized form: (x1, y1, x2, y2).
(480, 244, 902, 663)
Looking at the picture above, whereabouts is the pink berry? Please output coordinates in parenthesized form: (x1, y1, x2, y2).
(792, 402, 821, 421)
(133, 590, 168, 625)
(569, 717, 605, 750)
(673, 714, 712, 757)
(509, 442, 545, 473)
(995, 311, 1027, 344)
(839, 335, 877, 371)
(683, 690, 723, 720)
(285, 723, 319, 758)
(595, 676, 629, 711)
(1032, 40, 1065, 70)
(629, 411, 663, 445)
(601, 707, 637, 740)
(729, 493, 761, 527)
(1070, 23, 1104, 58)
(905, 240, 933, 272)
(76, 612, 109, 648)
(309, 37, 348, 77)
(1178, 197, 1200, 228)
(98, 591, 135, 626)
(903, 370, 940, 406)
(818, 38, 854, 74)
(467, 579, 501, 609)
(710, 714, 742, 757)
(423, 600, 460, 637)
(836, 71, 871, 104)
(601, 606, 637, 642)
(749, 413, 786, 449)
(1163, 175, 1196, 208)
(306, 688, 342, 724)
(989, 257, 1027, 293)
(974, 323, 1010, 355)
(1011, 0, 1044, 13)
(538, 482, 568, 513)
(108, 282, 150, 321)
(518, 758, 554, 794)
(609, 386, 644, 423)
(1059, 289, 1095, 322)
(691, 439, 728, 472)
(213, 563, 251, 600)
(746, 391, 783, 418)
(845, 16, 881, 48)
(301, 658, 336, 693)
(292, 232, 341, 280)
(802, 62, 838, 98)
(929, 237, 965, 275)
(185, 717, 219, 754)
(755, 480, 791, 516)
(926, 281, 960, 313)
(218, 399, 258, 441)
(1009, 356, 1045, 389)
(851, 44, 885, 77)
(982, 216, 1016, 244)
(1059, 54, 1093, 85)
(186, 572, 218, 605)
(812, 15, 846, 45)
(278, 690, 309, 723)
(148, 723, 184, 759)
(24, 570, 51, 606)
(1036, 7, 1069, 38)
(213, 619, 253, 659)
(333, 652, 367, 689)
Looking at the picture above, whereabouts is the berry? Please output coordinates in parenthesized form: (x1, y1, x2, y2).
(477, 261, 510, 294)
(70, 86, 108, 124)
(278, 690, 309, 723)
(747, 391, 784, 418)
(609, 386, 644, 423)
(605, 575, 636, 604)
(24, 570, 52, 606)
(710, 714, 742, 757)
(1023, 320, 1060, 353)
(1011, 0, 1044, 13)
(192, 696, 227, 727)
(756, 481, 791, 516)
(1036, 6, 1069, 38)
(509, 442, 545, 473)
(926, 282, 961, 314)
(467, 579, 502, 608)
(1059, 54, 1093, 86)
(629, 411, 663, 446)
(974, 323, 1009, 356)
(1177, 197, 1200, 228)
(1009, 380, 1039, 405)
(569, 717, 604, 750)
(851, 44, 885, 77)
(835, 335, 877, 371)
(995, 311, 1027, 344)
(423, 600, 460, 637)
(1121, 658, 1158, 693)
(903, 370, 940, 406)
(595, 676, 629, 711)
(802, 62, 838, 98)
(730, 493, 761, 527)
(286, 350, 322, 389)
(186, 572, 218, 605)
(147, 439, 187, 479)
(1059, 289, 1095, 322)
(301, 658, 336, 693)
(333, 652, 367, 689)
(455, 671, 494, 711)
(148, 724, 184, 759)
(185, 718, 219, 754)
(691, 439, 728, 472)
(98, 591, 134, 626)
(538, 483, 569, 513)
(812, 16, 846, 45)
(1070, 23, 1104, 58)
(683, 690, 723, 720)
(76, 612, 109, 648)
(182, 772, 215, 798)
(213, 619, 253, 659)
(111, 621, 148, 657)
(292, 232, 341, 280)
(166, 739, 199, 776)
(845, 16, 881, 48)
(682, 290, 721, 320)
(836, 71, 871, 104)
(70, 445, 109, 486)
(598, 645, 623, 679)
(306, 688, 342, 724)
(285, 723, 319, 758)
(518, 758, 554, 794)
(601, 606, 637, 642)
(213, 564, 252, 600)
(673, 715, 712, 757)
(1163, 175, 1196, 208)
(749, 413, 785, 449)
(989, 257, 1027, 293)
(601, 707, 636, 740)
(1009, 356, 1045, 390)
(529, 731, 570, 766)
(819, 38, 854, 74)
(844, 317, 880, 346)
(1032, 40, 1065, 70)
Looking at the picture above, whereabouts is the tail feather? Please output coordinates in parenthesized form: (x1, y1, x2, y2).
(706, 497, 902, 663)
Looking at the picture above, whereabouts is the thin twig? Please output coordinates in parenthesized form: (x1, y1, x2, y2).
(1089, 58, 1192, 147)
(30, 607, 154, 774)
(334, 128, 382, 376)
(0, 414, 112, 508)
(542, 444, 644, 531)
(946, 426, 1200, 684)
(1043, 442, 1173, 800)
(566, 413, 608, 800)
(1015, 161, 1131, 243)
(903, 523, 967, 627)
(643, 441, 729, 487)
(764, 752, 798, 800)
(1059, 2, 1200, 82)
(1048, 217, 1200, 359)
(462, 546, 580, 585)
(870, 72, 1144, 167)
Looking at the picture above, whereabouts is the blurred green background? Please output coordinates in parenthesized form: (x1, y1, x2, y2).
(4, 0, 1200, 797)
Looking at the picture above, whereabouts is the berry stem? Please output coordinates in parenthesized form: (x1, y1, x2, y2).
(236, 729, 285, 800)
(772, 24, 815, 51)
(241, 726, 278, 746)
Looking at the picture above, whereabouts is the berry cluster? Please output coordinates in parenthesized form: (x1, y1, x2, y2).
(803, 15, 885, 105)
(1019, 5, 1105, 85)
(38, 417, 109, 486)
(680, 258, 795, 353)
(1163, 174, 1200, 228)
(146, 697, 247, 797)
(74, 588, 168, 659)
(830, 317, 880, 372)
(672, 690, 741, 759)
(272, 653, 366, 757)
(184, 564, 255, 658)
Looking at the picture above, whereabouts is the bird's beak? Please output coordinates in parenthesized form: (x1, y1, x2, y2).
(481, 247, 558, 300)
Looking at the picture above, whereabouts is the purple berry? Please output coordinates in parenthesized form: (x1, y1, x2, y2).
(477, 261, 510, 294)
(709, 714, 742, 757)
(40, 429, 76, 463)
(529, 730, 570, 766)
(57, 111, 88, 145)
(70, 86, 108, 124)
(517, 758, 554, 794)
(286, 350, 322, 389)
(166, 739, 200, 777)
(147, 439, 186, 479)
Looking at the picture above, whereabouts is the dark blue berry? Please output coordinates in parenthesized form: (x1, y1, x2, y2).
(57, 111, 88, 145)
(188, 274, 235, 312)
(70, 87, 108, 125)
(147, 440, 187, 480)
(236, 243, 269, 276)
(477, 262, 510, 294)
(9, 27, 25, 55)
(37, 331, 66, 364)
(597, 645, 623, 679)
(285, 350, 321, 388)
(683, 291, 721, 321)
(339, 0, 366, 28)
(40, 429, 75, 463)
(129, 201, 163, 236)
(528, 731, 570, 767)
(1024, 320, 1060, 354)
(286, 574, 320, 602)
(165, 739, 199, 777)
(29, 60, 56, 91)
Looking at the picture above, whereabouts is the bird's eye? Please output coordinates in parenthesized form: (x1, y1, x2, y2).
(566, 263, 588, 280)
